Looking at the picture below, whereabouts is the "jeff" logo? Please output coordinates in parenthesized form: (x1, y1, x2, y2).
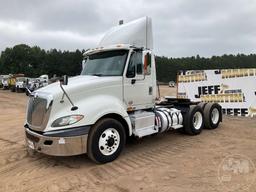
(195, 85, 220, 98)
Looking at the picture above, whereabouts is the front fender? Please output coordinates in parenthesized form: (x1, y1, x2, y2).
(45, 95, 132, 135)
(74, 95, 132, 135)
(44, 94, 132, 136)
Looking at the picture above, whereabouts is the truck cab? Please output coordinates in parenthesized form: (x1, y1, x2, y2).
(15, 77, 29, 92)
(24, 17, 222, 163)
(1, 75, 10, 90)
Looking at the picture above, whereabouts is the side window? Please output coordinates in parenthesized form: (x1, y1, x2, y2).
(144, 53, 151, 75)
(126, 51, 143, 78)
(126, 53, 135, 78)
(136, 51, 143, 75)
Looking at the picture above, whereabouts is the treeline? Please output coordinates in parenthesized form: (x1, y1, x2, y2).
(156, 54, 256, 82)
(0, 44, 256, 82)
(0, 44, 84, 77)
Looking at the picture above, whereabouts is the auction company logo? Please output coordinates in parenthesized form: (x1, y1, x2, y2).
(218, 154, 255, 191)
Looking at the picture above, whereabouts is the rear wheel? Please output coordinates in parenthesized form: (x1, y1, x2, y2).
(197, 102, 207, 110)
(87, 118, 126, 164)
(204, 103, 222, 129)
(183, 105, 204, 135)
(10, 86, 16, 92)
(16, 87, 21, 93)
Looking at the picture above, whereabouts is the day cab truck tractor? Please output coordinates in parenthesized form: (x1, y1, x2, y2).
(24, 17, 222, 164)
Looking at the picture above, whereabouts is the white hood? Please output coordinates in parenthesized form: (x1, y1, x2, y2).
(37, 75, 121, 97)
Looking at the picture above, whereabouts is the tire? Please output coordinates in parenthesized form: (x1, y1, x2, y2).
(25, 90, 29, 96)
(203, 103, 222, 129)
(87, 118, 126, 164)
(10, 86, 16, 92)
(183, 105, 204, 135)
(197, 102, 207, 110)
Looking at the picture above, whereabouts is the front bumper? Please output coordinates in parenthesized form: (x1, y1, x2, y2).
(25, 125, 90, 156)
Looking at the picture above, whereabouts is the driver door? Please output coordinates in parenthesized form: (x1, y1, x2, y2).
(123, 50, 153, 110)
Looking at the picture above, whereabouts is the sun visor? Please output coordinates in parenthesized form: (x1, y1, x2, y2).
(98, 16, 153, 50)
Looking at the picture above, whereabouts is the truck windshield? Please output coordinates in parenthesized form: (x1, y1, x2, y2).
(81, 50, 128, 76)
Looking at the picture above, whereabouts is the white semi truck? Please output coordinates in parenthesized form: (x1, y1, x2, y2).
(24, 17, 222, 163)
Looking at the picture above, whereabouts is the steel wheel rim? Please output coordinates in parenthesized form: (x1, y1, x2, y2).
(211, 108, 219, 124)
(99, 128, 120, 156)
(193, 111, 203, 130)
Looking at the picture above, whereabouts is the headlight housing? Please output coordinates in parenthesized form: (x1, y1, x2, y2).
(51, 115, 84, 127)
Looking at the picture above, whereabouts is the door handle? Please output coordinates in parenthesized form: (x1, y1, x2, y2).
(149, 86, 152, 95)
(131, 79, 136, 84)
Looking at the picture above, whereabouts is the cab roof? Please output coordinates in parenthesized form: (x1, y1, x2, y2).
(98, 16, 153, 50)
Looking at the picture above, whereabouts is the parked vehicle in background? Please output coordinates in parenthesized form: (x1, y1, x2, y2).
(49, 75, 61, 84)
(24, 17, 222, 164)
(169, 81, 175, 87)
(1, 75, 10, 90)
(39, 74, 49, 87)
(25, 78, 37, 95)
(8, 74, 25, 92)
(25, 74, 49, 95)
(15, 77, 29, 93)
(0, 75, 3, 88)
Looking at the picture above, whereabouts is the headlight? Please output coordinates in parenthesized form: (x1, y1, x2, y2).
(51, 115, 84, 127)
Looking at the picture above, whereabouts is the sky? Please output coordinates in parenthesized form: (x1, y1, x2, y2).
(0, 0, 256, 57)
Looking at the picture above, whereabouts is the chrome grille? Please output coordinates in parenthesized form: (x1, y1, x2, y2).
(27, 94, 52, 131)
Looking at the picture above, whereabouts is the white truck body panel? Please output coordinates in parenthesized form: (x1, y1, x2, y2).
(33, 75, 132, 134)
(99, 16, 153, 50)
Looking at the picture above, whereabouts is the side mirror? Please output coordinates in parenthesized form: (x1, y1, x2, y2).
(60, 75, 68, 85)
(144, 53, 151, 75)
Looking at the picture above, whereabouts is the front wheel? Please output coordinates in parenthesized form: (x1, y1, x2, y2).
(87, 118, 126, 164)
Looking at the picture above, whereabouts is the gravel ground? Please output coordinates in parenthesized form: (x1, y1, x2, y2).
(0, 87, 255, 192)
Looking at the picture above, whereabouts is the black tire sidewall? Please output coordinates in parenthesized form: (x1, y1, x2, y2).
(198, 102, 207, 110)
(185, 105, 204, 135)
(205, 103, 221, 129)
(88, 119, 126, 163)
(11, 86, 15, 92)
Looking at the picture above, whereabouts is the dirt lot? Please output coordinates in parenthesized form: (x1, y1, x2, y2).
(0, 87, 256, 192)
